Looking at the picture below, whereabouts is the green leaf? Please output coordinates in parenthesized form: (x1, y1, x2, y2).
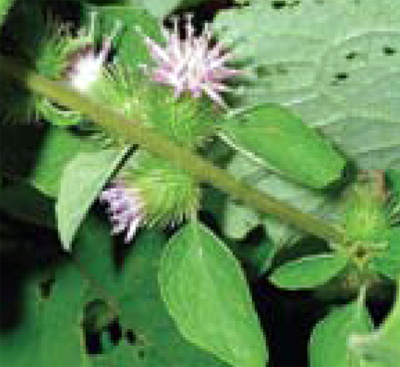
(89, 4, 161, 69)
(0, 0, 14, 27)
(91, 340, 143, 367)
(309, 295, 373, 367)
(225, 153, 337, 246)
(0, 257, 90, 367)
(223, 104, 345, 188)
(388, 170, 400, 195)
(349, 279, 400, 367)
(159, 221, 268, 367)
(138, 0, 209, 18)
(270, 253, 348, 290)
(73, 217, 228, 367)
(56, 148, 129, 251)
(221, 198, 261, 240)
(0, 183, 55, 228)
(215, 0, 400, 170)
(0, 124, 99, 197)
(373, 227, 400, 281)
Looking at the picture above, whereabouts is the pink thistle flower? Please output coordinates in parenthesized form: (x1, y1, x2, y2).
(100, 180, 145, 243)
(64, 12, 122, 93)
(140, 14, 241, 108)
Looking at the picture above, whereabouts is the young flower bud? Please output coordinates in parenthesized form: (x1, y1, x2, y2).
(35, 11, 121, 126)
(100, 180, 145, 243)
(343, 182, 391, 247)
(63, 12, 122, 93)
(139, 14, 241, 108)
(100, 155, 200, 242)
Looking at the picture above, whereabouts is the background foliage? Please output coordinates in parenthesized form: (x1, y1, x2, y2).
(0, 1, 399, 367)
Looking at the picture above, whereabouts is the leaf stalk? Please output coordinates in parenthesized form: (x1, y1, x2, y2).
(0, 54, 345, 244)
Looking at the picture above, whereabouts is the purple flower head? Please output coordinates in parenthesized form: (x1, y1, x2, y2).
(65, 12, 122, 92)
(100, 180, 145, 243)
(140, 14, 241, 108)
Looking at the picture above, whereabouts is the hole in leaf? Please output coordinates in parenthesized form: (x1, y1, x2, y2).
(290, 0, 301, 7)
(331, 72, 349, 86)
(125, 329, 138, 345)
(335, 72, 349, 80)
(271, 1, 287, 10)
(85, 330, 102, 354)
(82, 299, 115, 332)
(345, 51, 359, 60)
(39, 276, 55, 299)
(383, 46, 396, 56)
(107, 319, 123, 345)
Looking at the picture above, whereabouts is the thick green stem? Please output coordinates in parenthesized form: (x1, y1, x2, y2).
(0, 55, 345, 243)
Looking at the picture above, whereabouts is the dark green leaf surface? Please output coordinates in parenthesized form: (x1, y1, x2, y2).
(159, 221, 268, 367)
(56, 148, 128, 251)
(223, 105, 345, 188)
(270, 253, 348, 290)
(0, 260, 90, 367)
(309, 297, 372, 367)
(73, 217, 228, 367)
(0, 125, 99, 198)
(0, 183, 55, 228)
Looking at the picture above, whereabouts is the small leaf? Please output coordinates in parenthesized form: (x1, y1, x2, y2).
(373, 227, 400, 281)
(309, 295, 373, 367)
(222, 199, 260, 240)
(89, 4, 161, 69)
(56, 148, 129, 251)
(224, 153, 337, 246)
(222, 104, 345, 188)
(0, 0, 15, 27)
(270, 253, 348, 290)
(349, 278, 400, 367)
(159, 221, 268, 367)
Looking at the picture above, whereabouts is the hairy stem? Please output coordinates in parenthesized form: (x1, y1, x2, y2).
(0, 54, 345, 243)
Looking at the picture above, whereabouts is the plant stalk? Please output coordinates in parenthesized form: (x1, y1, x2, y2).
(0, 54, 345, 244)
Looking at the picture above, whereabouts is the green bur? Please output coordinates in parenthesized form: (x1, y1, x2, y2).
(222, 104, 345, 189)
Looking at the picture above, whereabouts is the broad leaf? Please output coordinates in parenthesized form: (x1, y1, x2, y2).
(215, 0, 400, 170)
(270, 253, 348, 290)
(159, 221, 268, 367)
(73, 217, 228, 367)
(223, 104, 345, 188)
(56, 148, 129, 251)
(309, 296, 373, 367)
(0, 255, 90, 367)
